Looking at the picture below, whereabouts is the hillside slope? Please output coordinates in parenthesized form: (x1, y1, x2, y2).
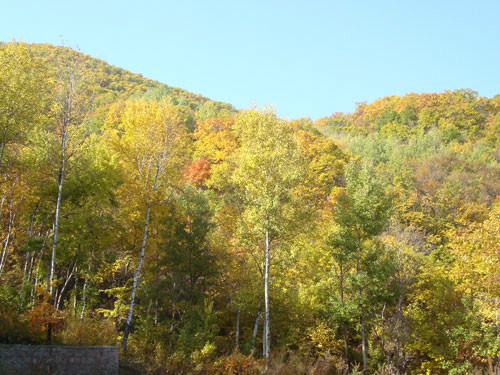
(28, 43, 236, 121)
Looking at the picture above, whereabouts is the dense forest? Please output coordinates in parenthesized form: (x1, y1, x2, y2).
(1, 41, 500, 375)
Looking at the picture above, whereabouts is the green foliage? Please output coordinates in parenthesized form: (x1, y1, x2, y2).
(1, 41, 500, 375)
(0, 308, 32, 344)
(335, 161, 393, 238)
(175, 299, 219, 357)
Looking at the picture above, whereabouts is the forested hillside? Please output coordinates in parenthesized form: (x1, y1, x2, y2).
(1, 41, 499, 375)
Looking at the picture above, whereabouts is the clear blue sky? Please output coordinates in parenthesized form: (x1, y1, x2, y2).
(1, 0, 499, 120)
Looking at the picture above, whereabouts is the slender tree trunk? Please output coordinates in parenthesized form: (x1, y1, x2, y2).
(361, 318, 367, 374)
(122, 202, 151, 353)
(22, 202, 39, 293)
(73, 285, 78, 317)
(72, 270, 78, 317)
(488, 357, 494, 375)
(0, 195, 5, 223)
(54, 284, 59, 306)
(355, 238, 367, 374)
(154, 244, 159, 326)
(188, 218, 195, 307)
(80, 274, 88, 319)
(0, 246, 6, 274)
(153, 298, 158, 326)
(262, 317, 266, 360)
(343, 327, 349, 366)
(250, 302, 261, 354)
(170, 310, 176, 332)
(32, 247, 44, 302)
(80, 262, 90, 318)
(0, 199, 14, 275)
(396, 291, 404, 368)
(56, 263, 75, 310)
(339, 262, 349, 367)
(28, 250, 35, 283)
(235, 307, 241, 351)
(170, 282, 177, 332)
(50, 151, 66, 299)
(21, 252, 31, 290)
(0, 194, 5, 267)
(0, 125, 9, 170)
(33, 229, 49, 302)
(80, 253, 92, 319)
(263, 229, 271, 368)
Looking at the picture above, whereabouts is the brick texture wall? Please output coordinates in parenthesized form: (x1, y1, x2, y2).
(0, 345, 119, 375)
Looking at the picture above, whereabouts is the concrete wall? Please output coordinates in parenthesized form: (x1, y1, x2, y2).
(0, 344, 119, 375)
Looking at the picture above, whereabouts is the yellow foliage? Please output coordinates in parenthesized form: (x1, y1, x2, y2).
(449, 202, 500, 321)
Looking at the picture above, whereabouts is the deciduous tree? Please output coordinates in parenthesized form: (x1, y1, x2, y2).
(232, 108, 305, 366)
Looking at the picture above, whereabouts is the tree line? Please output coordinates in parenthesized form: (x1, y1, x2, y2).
(1, 41, 500, 375)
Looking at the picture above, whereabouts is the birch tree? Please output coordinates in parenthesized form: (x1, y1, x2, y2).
(107, 98, 188, 353)
(48, 50, 95, 299)
(232, 109, 304, 367)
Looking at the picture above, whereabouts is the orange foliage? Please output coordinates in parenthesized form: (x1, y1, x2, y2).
(221, 353, 263, 375)
(0, 288, 65, 344)
(27, 288, 65, 342)
(183, 158, 211, 187)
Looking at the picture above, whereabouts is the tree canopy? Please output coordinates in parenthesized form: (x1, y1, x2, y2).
(1, 41, 500, 375)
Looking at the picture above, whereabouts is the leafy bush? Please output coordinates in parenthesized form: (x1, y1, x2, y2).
(217, 353, 263, 375)
(0, 288, 64, 344)
(0, 308, 32, 343)
(55, 315, 117, 346)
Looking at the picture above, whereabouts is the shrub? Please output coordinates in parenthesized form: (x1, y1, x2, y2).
(0, 308, 31, 343)
(55, 315, 117, 346)
(218, 353, 263, 375)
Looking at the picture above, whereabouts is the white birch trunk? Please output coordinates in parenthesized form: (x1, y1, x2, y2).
(122, 202, 151, 353)
(56, 264, 75, 310)
(50, 136, 66, 298)
(21, 252, 30, 290)
(80, 260, 91, 319)
(32, 250, 43, 302)
(0, 199, 14, 275)
(264, 229, 271, 367)
(80, 273, 88, 319)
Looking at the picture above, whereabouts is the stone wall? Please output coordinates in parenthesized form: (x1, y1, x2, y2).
(0, 344, 119, 375)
